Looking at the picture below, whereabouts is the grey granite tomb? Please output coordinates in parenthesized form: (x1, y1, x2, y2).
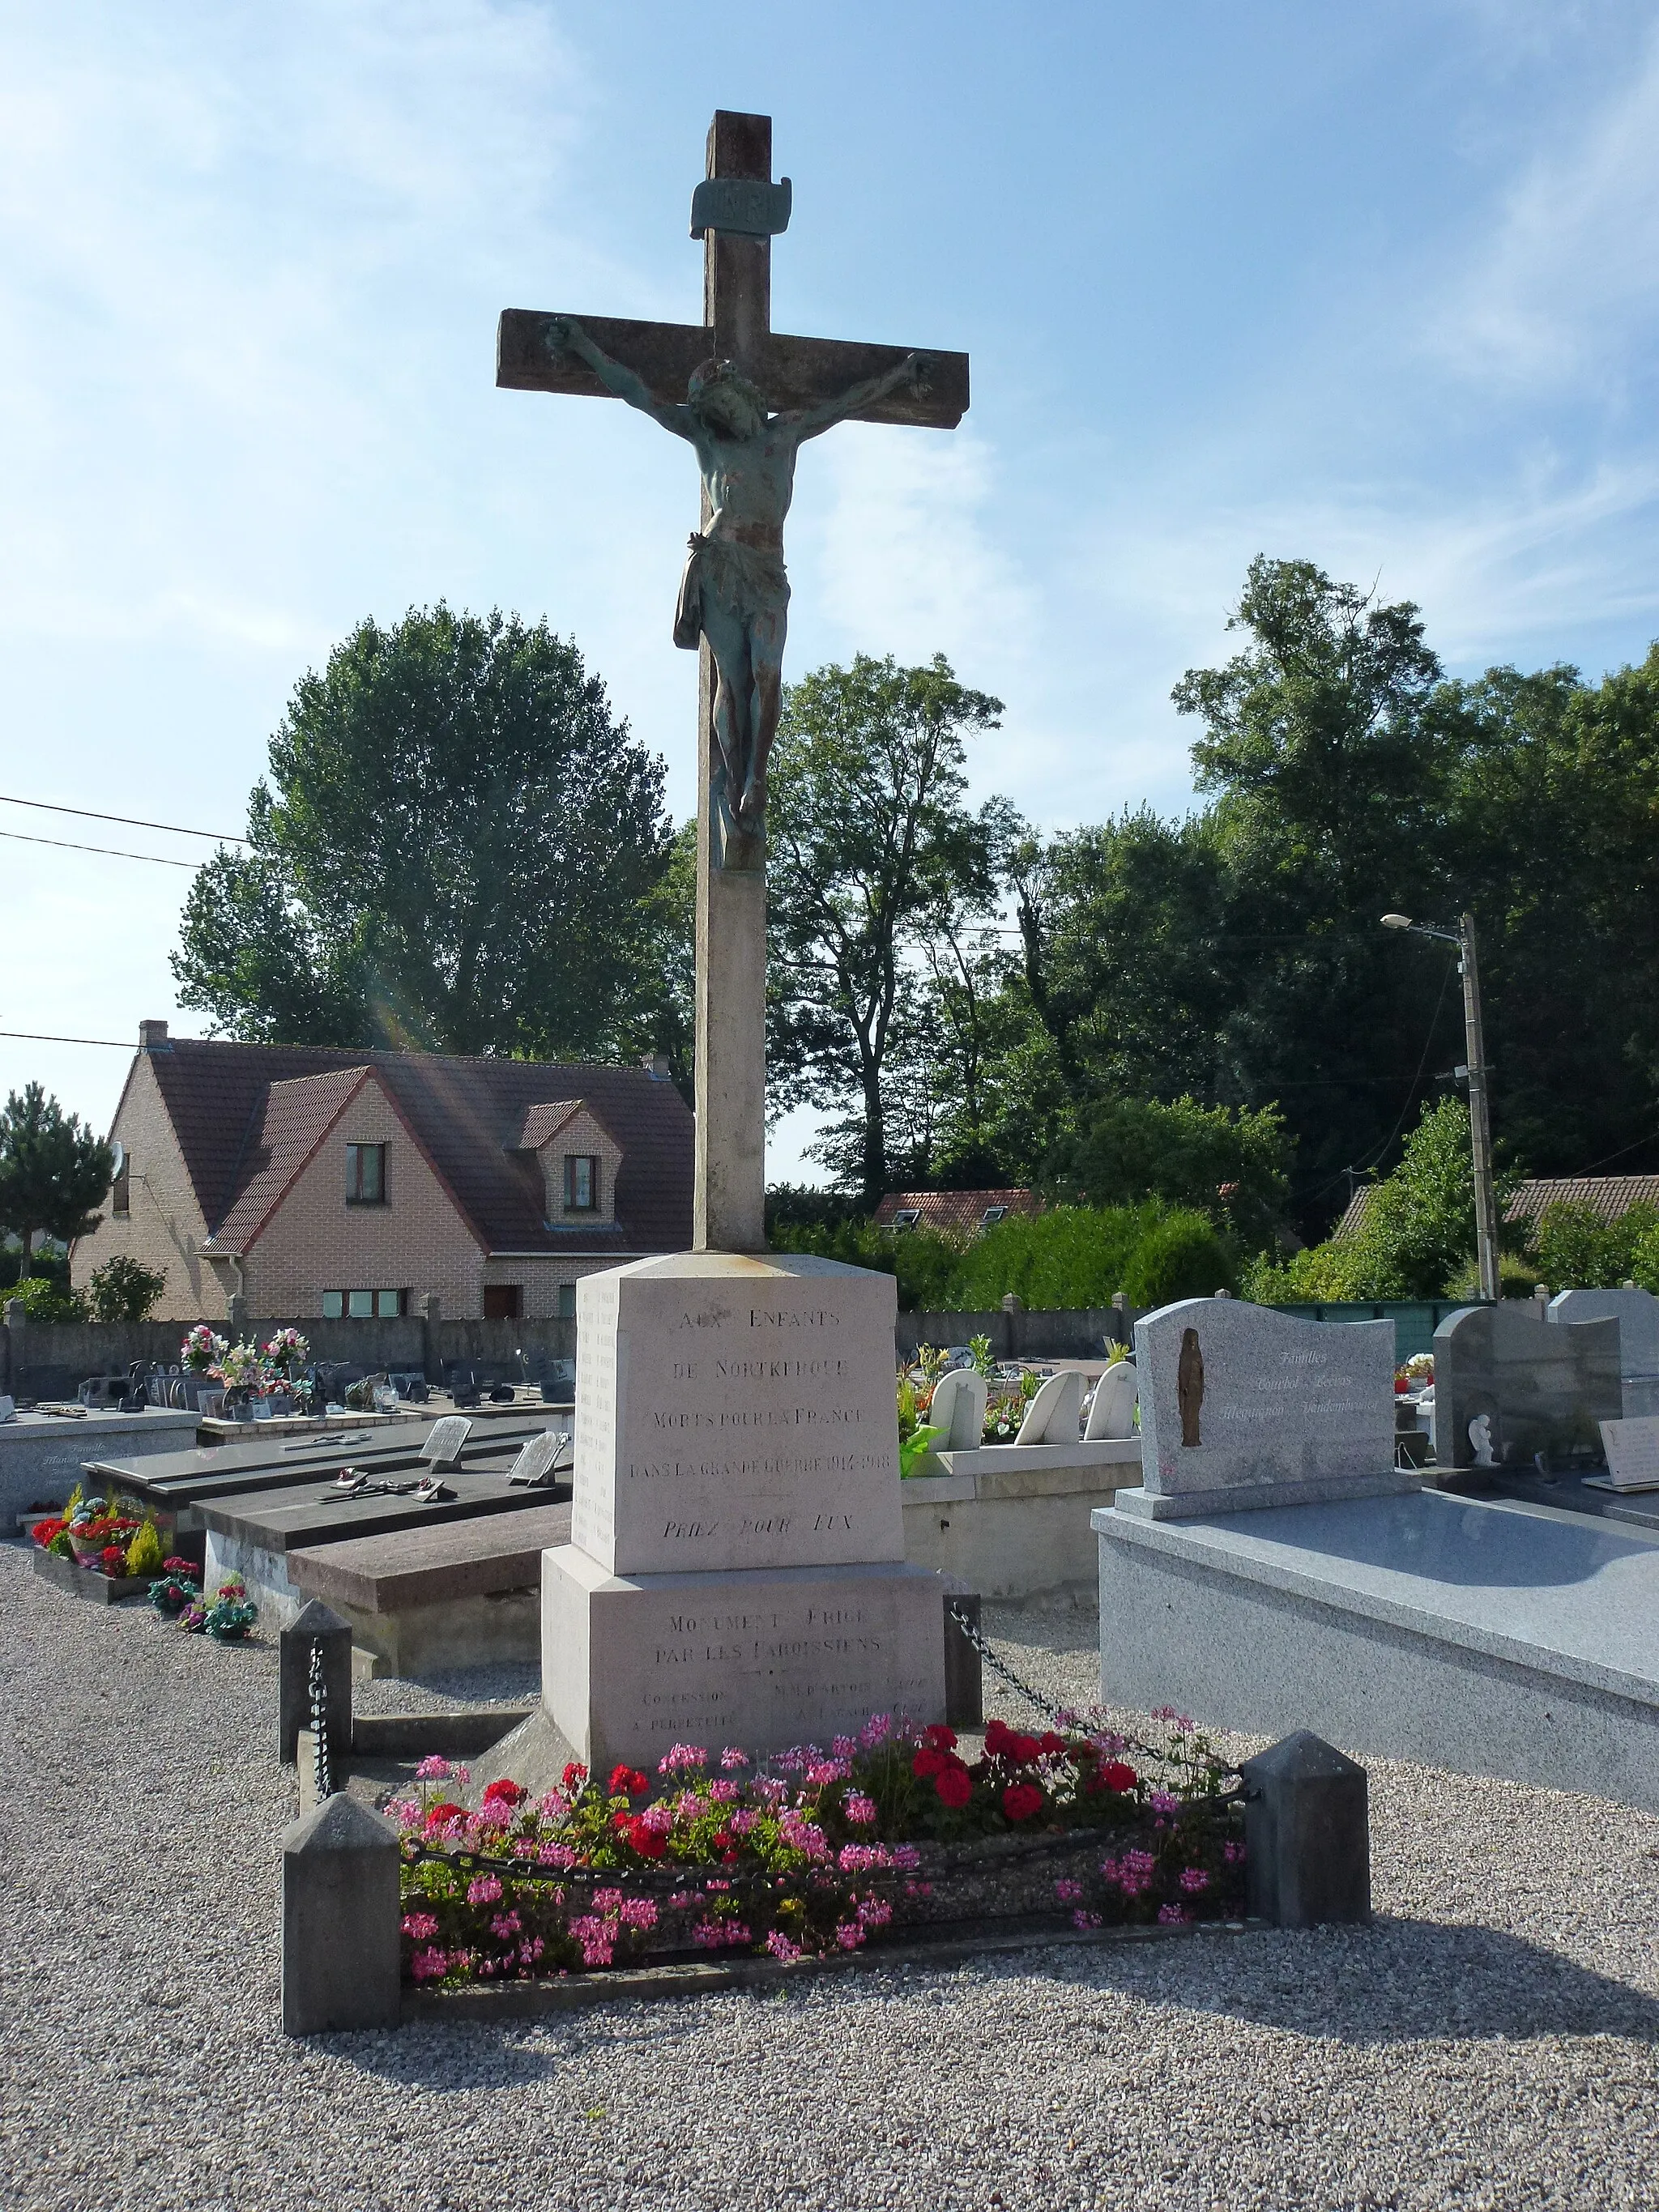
(1434, 1301, 1619, 1473)
(1112, 1297, 1413, 1520)
(1092, 1489, 1659, 1809)
(1550, 1286, 1659, 1418)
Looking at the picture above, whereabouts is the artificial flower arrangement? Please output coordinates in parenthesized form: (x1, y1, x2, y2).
(149, 1561, 204, 1616)
(394, 1706, 1243, 1988)
(181, 1324, 229, 1373)
(263, 1328, 309, 1373)
(32, 1485, 165, 1579)
(176, 1574, 258, 1641)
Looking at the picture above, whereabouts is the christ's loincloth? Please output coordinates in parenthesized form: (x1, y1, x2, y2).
(673, 531, 791, 650)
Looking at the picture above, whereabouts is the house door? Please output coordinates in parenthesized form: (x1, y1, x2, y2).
(483, 1285, 522, 1319)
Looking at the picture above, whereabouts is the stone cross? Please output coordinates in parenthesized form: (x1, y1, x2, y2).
(498, 109, 967, 1253)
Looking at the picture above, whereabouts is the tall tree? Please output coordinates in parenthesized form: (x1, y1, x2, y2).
(173, 606, 673, 1059)
(0, 1085, 112, 1278)
(766, 653, 1004, 1204)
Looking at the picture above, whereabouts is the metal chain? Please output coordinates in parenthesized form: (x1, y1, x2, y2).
(308, 1636, 333, 1801)
(945, 1599, 1061, 1721)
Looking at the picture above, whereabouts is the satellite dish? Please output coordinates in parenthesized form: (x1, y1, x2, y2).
(109, 1140, 127, 1178)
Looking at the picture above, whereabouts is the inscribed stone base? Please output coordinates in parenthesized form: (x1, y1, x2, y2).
(541, 1545, 949, 1774)
(571, 1250, 905, 1577)
(1111, 1470, 1418, 1520)
(1092, 1494, 1659, 1810)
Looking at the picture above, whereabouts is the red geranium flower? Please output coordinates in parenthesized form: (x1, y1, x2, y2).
(561, 1762, 588, 1793)
(912, 1745, 949, 1779)
(1009, 1733, 1043, 1765)
(1001, 1781, 1044, 1823)
(608, 1765, 650, 1798)
(482, 1778, 527, 1809)
(625, 1816, 668, 1859)
(921, 1723, 958, 1752)
(1098, 1761, 1137, 1793)
(934, 1764, 973, 1809)
(424, 1801, 467, 1831)
(983, 1718, 1016, 1758)
(1038, 1732, 1068, 1756)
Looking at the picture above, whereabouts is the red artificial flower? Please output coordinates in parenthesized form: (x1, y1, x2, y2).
(912, 1745, 949, 1779)
(921, 1723, 958, 1752)
(1098, 1761, 1137, 1793)
(482, 1778, 527, 1809)
(625, 1816, 668, 1860)
(934, 1764, 973, 1809)
(31, 1519, 64, 1546)
(1001, 1781, 1044, 1823)
(100, 1545, 126, 1575)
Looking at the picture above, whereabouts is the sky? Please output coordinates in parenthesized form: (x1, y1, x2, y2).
(4, 0, 1659, 1182)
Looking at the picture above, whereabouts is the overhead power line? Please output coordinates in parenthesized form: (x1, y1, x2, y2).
(0, 828, 201, 868)
(0, 1030, 133, 1046)
(0, 793, 248, 843)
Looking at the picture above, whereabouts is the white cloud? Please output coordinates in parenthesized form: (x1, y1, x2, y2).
(1435, 24, 1659, 390)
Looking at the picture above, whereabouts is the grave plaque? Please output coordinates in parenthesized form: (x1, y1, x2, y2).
(1114, 1298, 1412, 1520)
(1597, 1416, 1659, 1493)
(1435, 1302, 1619, 1470)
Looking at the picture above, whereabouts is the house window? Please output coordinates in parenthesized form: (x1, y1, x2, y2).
(346, 1143, 386, 1205)
(563, 1154, 598, 1211)
(556, 1282, 577, 1319)
(484, 1284, 522, 1319)
(112, 1164, 130, 1217)
(322, 1288, 405, 1319)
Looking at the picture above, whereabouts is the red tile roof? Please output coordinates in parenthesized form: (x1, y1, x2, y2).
(873, 1188, 1039, 1235)
(1335, 1174, 1659, 1242)
(143, 1038, 693, 1256)
(1503, 1175, 1659, 1228)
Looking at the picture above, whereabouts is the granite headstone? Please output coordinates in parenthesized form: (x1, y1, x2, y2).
(1113, 1298, 1410, 1520)
(1550, 1286, 1659, 1418)
(1434, 1302, 1620, 1471)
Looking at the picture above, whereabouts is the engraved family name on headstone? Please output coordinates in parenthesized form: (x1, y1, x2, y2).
(1114, 1298, 1411, 1521)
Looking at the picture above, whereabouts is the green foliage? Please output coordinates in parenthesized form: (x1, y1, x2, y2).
(125, 1519, 164, 1578)
(945, 1202, 1236, 1311)
(1245, 1097, 1496, 1301)
(0, 1084, 112, 1263)
(1045, 1096, 1291, 1251)
(172, 606, 673, 1058)
(766, 652, 1007, 1202)
(1, 1275, 89, 1322)
(1526, 1201, 1659, 1293)
(87, 1254, 168, 1323)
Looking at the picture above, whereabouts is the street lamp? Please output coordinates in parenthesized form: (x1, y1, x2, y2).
(1380, 910, 1500, 1303)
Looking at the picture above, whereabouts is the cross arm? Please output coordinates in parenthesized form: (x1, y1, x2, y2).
(498, 310, 968, 428)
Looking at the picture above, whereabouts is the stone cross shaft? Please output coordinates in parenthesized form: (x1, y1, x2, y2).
(498, 109, 967, 1253)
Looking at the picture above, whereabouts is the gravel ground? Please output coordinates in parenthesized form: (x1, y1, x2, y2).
(4, 1540, 1659, 2211)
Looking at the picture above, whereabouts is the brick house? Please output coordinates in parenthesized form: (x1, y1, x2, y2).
(70, 1022, 693, 1322)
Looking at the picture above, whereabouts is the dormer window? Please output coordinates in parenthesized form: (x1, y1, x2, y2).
(980, 1206, 1007, 1230)
(564, 1154, 599, 1211)
(889, 1208, 921, 1232)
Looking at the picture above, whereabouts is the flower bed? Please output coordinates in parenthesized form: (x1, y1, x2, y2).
(394, 1708, 1244, 1986)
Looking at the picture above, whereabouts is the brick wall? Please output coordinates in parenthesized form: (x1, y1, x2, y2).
(69, 1054, 226, 1322)
(242, 1072, 485, 1318)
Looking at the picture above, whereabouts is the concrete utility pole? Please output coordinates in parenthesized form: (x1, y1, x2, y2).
(1380, 910, 1500, 1302)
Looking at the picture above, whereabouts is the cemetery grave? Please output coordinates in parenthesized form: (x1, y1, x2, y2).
(1095, 1296, 1659, 1808)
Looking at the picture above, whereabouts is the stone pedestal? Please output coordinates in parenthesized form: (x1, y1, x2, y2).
(543, 1251, 949, 1769)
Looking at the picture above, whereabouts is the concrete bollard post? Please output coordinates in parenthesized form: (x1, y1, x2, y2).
(943, 1593, 983, 1728)
(279, 1600, 353, 1767)
(281, 1793, 403, 2034)
(1236, 1731, 1371, 1928)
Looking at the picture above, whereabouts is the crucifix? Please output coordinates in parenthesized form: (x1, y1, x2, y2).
(499, 109, 968, 1254)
